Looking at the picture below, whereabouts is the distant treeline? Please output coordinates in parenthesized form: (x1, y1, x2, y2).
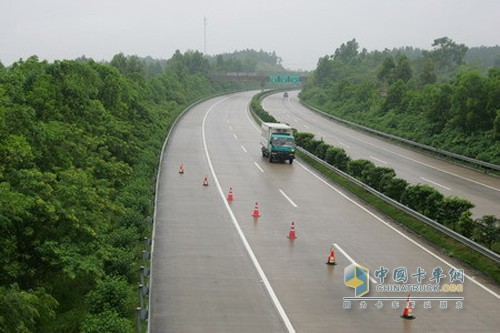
(300, 37, 500, 164)
(69, 49, 286, 79)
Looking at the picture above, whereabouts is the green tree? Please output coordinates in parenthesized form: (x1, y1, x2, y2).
(86, 276, 132, 317)
(377, 56, 396, 84)
(0, 284, 57, 332)
(494, 110, 500, 140)
(294, 132, 315, 148)
(392, 55, 412, 83)
(420, 59, 437, 85)
(346, 159, 375, 180)
(450, 71, 493, 133)
(380, 177, 409, 201)
(436, 196, 475, 230)
(110, 53, 145, 80)
(324, 147, 350, 171)
(314, 142, 330, 160)
(456, 211, 476, 238)
(401, 184, 444, 220)
(334, 39, 359, 63)
(423, 37, 469, 73)
(474, 215, 500, 249)
(363, 166, 396, 191)
(81, 310, 131, 333)
(381, 80, 408, 113)
(422, 84, 452, 134)
(0, 135, 34, 172)
(314, 55, 335, 87)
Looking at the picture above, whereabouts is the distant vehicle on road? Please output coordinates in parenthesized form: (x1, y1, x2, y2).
(260, 122, 295, 164)
(283, 91, 289, 98)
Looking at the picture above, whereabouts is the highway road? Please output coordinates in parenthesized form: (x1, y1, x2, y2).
(149, 91, 500, 332)
(263, 91, 500, 218)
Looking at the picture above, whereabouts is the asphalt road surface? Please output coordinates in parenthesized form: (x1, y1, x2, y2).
(263, 91, 500, 218)
(149, 91, 500, 332)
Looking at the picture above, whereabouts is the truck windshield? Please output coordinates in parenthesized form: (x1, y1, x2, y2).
(272, 137, 294, 147)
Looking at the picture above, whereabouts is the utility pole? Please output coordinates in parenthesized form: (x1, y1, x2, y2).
(204, 17, 207, 54)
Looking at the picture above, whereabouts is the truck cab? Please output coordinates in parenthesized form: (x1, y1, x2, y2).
(260, 122, 295, 164)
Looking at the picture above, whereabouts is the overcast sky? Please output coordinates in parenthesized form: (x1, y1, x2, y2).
(1, 0, 499, 70)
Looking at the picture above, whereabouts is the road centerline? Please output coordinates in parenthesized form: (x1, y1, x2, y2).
(370, 155, 388, 165)
(279, 189, 298, 208)
(254, 162, 264, 173)
(420, 177, 452, 191)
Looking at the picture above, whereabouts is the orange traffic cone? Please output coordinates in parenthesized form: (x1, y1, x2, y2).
(179, 164, 184, 174)
(287, 222, 297, 239)
(203, 176, 209, 186)
(401, 295, 416, 320)
(252, 202, 260, 218)
(227, 188, 233, 201)
(326, 245, 336, 265)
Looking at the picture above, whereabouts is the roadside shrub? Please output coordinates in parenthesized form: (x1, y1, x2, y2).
(347, 159, 375, 181)
(294, 132, 315, 148)
(325, 147, 350, 171)
(314, 142, 330, 160)
(401, 184, 444, 220)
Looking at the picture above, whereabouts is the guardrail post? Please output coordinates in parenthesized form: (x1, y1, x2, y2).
(136, 307, 142, 333)
(144, 237, 151, 251)
(142, 250, 150, 266)
(138, 284, 144, 309)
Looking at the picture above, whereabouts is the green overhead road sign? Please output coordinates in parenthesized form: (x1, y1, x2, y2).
(269, 74, 301, 83)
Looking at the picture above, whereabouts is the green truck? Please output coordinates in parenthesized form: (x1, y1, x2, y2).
(260, 122, 295, 164)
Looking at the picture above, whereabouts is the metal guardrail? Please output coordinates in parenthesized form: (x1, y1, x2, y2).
(297, 147, 500, 264)
(301, 101, 500, 171)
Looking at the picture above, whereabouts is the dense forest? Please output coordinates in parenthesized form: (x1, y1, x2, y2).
(0, 49, 270, 332)
(300, 37, 500, 164)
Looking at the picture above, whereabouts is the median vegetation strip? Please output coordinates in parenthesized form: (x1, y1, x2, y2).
(251, 92, 500, 285)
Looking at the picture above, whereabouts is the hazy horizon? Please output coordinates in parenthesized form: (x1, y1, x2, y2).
(1, 0, 499, 70)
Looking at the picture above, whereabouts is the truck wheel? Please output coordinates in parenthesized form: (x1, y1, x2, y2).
(289, 159, 293, 165)
(269, 155, 273, 163)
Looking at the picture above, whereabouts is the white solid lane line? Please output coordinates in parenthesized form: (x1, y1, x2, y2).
(202, 99, 296, 333)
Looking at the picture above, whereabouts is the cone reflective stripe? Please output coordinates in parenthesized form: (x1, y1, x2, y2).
(326, 245, 336, 265)
(287, 222, 297, 239)
(252, 202, 260, 218)
(401, 294, 416, 320)
(179, 164, 184, 174)
(203, 176, 209, 186)
(227, 188, 233, 201)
